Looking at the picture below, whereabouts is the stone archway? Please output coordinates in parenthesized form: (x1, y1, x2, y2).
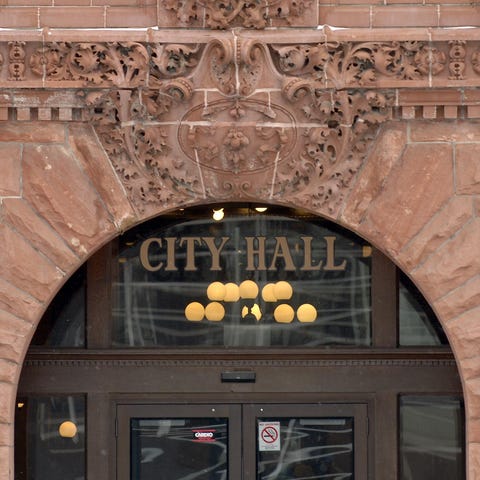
(1, 31, 480, 479)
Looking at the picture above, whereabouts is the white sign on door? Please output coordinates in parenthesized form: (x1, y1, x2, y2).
(258, 421, 281, 451)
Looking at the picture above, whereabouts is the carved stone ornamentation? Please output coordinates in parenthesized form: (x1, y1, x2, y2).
(272, 41, 446, 86)
(8, 42, 26, 81)
(178, 99, 296, 174)
(449, 41, 467, 80)
(164, 0, 312, 29)
(275, 84, 393, 212)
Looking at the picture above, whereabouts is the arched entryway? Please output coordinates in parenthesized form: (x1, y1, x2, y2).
(14, 203, 465, 479)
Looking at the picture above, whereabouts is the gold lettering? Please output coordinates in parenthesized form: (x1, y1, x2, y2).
(245, 237, 267, 271)
(179, 237, 202, 271)
(139, 238, 164, 272)
(164, 237, 178, 271)
(300, 236, 323, 271)
(268, 236, 296, 271)
(203, 237, 230, 271)
(324, 236, 347, 271)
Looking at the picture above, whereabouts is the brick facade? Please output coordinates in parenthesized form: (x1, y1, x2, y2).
(2, 3, 480, 479)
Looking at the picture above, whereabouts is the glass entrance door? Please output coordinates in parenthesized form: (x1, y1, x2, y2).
(117, 403, 368, 480)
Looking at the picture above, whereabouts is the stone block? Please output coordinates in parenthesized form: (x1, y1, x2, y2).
(0, 446, 12, 480)
(0, 383, 14, 424)
(414, 219, 480, 300)
(456, 144, 480, 194)
(410, 120, 480, 142)
(0, 123, 65, 143)
(1, 199, 79, 272)
(0, 144, 22, 197)
(0, 423, 12, 448)
(445, 306, 480, 361)
(0, 279, 42, 324)
(398, 196, 473, 271)
(355, 142, 454, 256)
(0, 224, 63, 302)
(469, 443, 480, 480)
(67, 124, 137, 230)
(435, 276, 480, 323)
(22, 144, 117, 257)
(341, 124, 407, 228)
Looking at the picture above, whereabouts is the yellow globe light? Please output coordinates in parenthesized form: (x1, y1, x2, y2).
(224, 283, 240, 302)
(207, 282, 226, 301)
(274, 281, 293, 300)
(239, 280, 259, 299)
(274, 304, 295, 323)
(185, 302, 205, 321)
(241, 305, 249, 318)
(59, 421, 77, 438)
(251, 303, 262, 321)
(261, 283, 277, 302)
(205, 302, 225, 322)
(212, 208, 224, 221)
(297, 304, 317, 323)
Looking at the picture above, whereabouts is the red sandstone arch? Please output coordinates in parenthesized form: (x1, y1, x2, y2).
(1, 118, 479, 479)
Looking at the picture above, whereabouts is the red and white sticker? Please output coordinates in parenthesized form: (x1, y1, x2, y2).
(258, 422, 281, 451)
(192, 429, 216, 442)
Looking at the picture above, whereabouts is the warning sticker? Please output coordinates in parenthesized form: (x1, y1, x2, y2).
(258, 422, 281, 451)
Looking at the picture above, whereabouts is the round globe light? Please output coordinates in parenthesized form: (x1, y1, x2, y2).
(261, 283, 277, 302)
(297, 303, 317, 323)
(239, 280, 259, 299)
(274, 281, 293, 300)
(224, 283, 240, 302)
(241, 305, 249, 318)
(274, 304, 295, 323)
(207, 282, 226, 301)
(59, 421, 77, 438)
(185, 302, 205, 321)
(205, 302, 225, 322)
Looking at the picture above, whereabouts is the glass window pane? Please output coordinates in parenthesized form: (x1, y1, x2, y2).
(257, 417, 354, 479)
(131, 417, 228, 480)
(21, 395, 85, 480)
(399, 273, 448, 346)
(112, 208, 372, 348)
(399, 396, 465, 480)
(31, 267, 86, 348)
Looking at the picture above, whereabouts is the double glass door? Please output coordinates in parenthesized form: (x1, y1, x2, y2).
(117, 403, 368, 480)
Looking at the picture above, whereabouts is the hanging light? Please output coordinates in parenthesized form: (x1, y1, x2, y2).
(59, 421, 78, 438)
(274, 304, 295, 323)
(297, 304, 317, 323)
(274, 281, 293, 300)
(261, 283, 277, 302)
(250, 303, 262, 321)
(212, 208, 224, 221)
(239, 280, 259, 299)
(205, 302, 225, 321)
(224, 283, 240, 302)
(185, 302, 205, 321)
(255, 207, 268, 212)
(207, 282, 226, 301)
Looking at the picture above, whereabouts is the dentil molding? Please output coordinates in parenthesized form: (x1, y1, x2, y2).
(0, 36, 479, 214)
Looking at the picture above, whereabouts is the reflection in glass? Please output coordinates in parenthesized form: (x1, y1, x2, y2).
(131, 418, 228, 480)
(400, 396, 465, 480)
(112, 210, 372, 348)
(399, 273, 448, 346)
(257, 417, 354, 479)
(22, 395, 85, 480)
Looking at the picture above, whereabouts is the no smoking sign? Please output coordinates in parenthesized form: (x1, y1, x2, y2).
(258, 422, 281, 451)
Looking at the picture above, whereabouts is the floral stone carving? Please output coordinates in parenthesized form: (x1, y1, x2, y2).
(164, 0, 313, 29)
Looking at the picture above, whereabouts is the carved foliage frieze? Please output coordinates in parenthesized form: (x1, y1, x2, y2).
(163, 0, 313, 29)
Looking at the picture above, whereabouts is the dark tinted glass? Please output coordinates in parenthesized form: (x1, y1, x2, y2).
(400, 396, 465, 480)
(112, 208, 372, 347)
(131, 417, 228, 480)
(17, 395, 85, 480)
(31, 266, 86, 348)
(257, 417, 354, 478)
(399, 273, 448, 346)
